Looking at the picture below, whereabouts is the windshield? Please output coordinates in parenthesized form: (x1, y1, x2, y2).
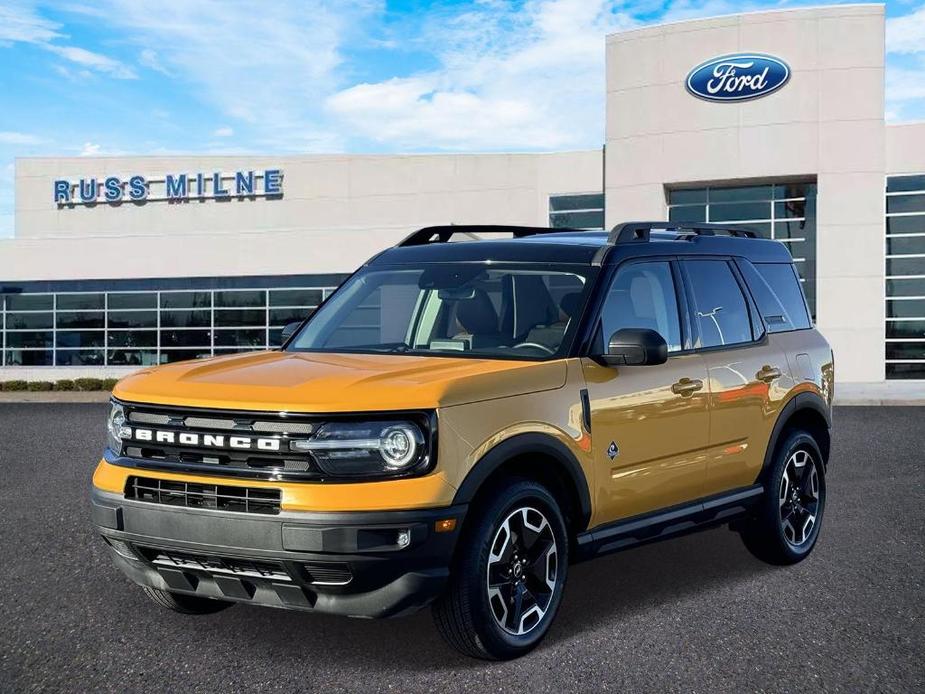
(286, 263, 592, 360)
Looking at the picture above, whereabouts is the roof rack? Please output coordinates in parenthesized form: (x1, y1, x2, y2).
(398, 225, 571, 247)
(608, 221, 757, 244)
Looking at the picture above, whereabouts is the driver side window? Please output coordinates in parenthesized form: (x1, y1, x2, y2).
(598, 261, 682, 353)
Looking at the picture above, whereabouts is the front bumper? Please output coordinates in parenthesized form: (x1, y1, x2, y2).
(91, 486, 466, 618)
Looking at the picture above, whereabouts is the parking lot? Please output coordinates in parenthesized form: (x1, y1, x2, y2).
(1, 403, 922, 692)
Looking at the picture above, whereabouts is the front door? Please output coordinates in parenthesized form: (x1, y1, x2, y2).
(581, 259, 710, 527)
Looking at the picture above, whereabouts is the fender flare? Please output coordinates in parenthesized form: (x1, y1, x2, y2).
(452, 432, 593, 532)
(761, 391, 832, 480)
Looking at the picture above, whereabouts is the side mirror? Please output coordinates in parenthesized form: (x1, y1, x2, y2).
(280, 321, 302, 343)
(602, 328, 668, 366)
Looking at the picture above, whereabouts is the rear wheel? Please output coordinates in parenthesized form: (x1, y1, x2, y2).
(740, 431, 826, 565)
(433, 479, 568, 660)
(141, 585, 234, 615)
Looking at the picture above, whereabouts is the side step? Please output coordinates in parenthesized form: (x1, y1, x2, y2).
(574, 485, 763, 561)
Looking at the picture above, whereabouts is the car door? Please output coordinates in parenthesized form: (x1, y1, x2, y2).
(580, 259, 710, 526)
(680, 258, 793, 497)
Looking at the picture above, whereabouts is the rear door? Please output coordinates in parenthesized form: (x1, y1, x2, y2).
(581, 259, 710, 526)
(679, 258, 794, 497)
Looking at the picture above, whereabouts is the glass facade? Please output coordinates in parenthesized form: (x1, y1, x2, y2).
(885, 174, 925, 380)
(1, 281, 340, 367)
(667, 181, 817, 316)
(549, 193, 605, 230)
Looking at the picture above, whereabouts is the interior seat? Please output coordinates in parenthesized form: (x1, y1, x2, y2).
(453, 289, 503, 349)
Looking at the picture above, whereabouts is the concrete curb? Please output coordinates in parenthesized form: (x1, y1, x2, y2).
(0, 392, 112, 403)
(833, 399, 924, 406)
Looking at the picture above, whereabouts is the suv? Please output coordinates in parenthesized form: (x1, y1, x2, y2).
(92, 222, 834, 660)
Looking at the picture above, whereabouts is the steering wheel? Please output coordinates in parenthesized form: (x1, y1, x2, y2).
(511, 341, 555, 355)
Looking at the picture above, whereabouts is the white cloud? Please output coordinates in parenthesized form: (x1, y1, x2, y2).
(79, 142, 101, 156)
(139, 47, 171, 75)
(66, 1, 380, 150)
(886, 5, 925, 54)
(45, 44, 137, 79)
(213, 126, 234, 137)
(0, 131, 45, 145)
(327, 0, 637, 150)
(0, 2, 61, 44)
(0, 2, 136, 79)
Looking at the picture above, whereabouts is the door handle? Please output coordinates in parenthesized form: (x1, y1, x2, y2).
(756, 365, 782, 383)
(671, 377, 704, 397)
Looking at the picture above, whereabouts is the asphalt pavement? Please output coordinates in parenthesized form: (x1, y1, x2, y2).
(1, 404, 922, 693)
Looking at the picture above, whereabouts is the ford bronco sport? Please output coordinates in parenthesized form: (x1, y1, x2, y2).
(92, 222, 834, 660)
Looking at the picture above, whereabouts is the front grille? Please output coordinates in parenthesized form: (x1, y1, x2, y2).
(125, 476, 281, 515)
(138, 546, 291, 581)
(120, 403, 321, 479)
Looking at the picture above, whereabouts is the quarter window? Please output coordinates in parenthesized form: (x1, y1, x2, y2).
(598, 261, 682, 352)
(738, 261, 811, 333)
(683, 260, 753, 349)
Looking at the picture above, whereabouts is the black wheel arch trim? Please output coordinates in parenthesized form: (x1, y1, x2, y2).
(452, 433, 593, 533)
(760, 391, 832, 483)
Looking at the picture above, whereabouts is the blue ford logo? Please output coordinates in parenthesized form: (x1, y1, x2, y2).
(686, 53, 790, 102)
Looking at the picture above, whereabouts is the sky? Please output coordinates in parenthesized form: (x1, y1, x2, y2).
(1, 0, 923, 239)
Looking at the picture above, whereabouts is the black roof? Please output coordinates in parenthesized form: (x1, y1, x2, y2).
(369, 223, 793, 267)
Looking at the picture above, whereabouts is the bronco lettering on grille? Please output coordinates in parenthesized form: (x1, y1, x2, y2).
(127, 427, 281, 451)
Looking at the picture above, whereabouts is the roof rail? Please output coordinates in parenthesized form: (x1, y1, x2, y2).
(398, 224, 571, 247)
(608, 221, 757, 244)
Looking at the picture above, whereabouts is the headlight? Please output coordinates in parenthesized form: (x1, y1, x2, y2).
(106, 401, 129, 454)
(290, 420, 428, 478)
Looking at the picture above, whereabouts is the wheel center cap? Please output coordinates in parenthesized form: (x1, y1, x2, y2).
(512, 563, 523, 579)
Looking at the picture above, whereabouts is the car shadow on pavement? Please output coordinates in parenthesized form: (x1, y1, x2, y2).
(211, 524, 769, 672)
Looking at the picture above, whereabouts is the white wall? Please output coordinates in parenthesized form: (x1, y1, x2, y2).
(605, 4, 890, 383)
(6, 150, 602, 281)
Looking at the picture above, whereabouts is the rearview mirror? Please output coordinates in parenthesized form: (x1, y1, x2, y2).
(602, 328, 668, 366)
(281, 321, 302, 343)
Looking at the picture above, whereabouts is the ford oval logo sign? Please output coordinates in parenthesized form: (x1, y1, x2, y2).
(686, 53, 790, 102)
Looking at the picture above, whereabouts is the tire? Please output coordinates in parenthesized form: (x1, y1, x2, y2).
(433, 478, 568, 660)
(740, 430, 826, 565)
(141, 585, 234, 615)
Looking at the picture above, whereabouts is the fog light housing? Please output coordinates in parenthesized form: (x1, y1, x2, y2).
(396, 529, 411, 548)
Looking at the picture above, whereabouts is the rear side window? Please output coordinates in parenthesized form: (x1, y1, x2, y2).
(751, 263, 812, 331)
(683, 260, 753, 349)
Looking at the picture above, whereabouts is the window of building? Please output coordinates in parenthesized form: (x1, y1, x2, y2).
(549, 193, 605, 230)
(886, 175, 925, 380)
(597, 261, 682, 352)
(1, 280, 340, 368)
(668, 181, 817, 317)
(683, 260, 753, 349)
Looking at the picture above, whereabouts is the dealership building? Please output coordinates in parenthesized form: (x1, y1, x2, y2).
(2, 3, 923, 386)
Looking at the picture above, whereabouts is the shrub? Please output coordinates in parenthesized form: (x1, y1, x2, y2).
(74, 377, 104, 391)
(102, 378, 119, 391)
(1, 380, 28, 391)
(54, 379, 76, 391)
(27, 381, 54, 391)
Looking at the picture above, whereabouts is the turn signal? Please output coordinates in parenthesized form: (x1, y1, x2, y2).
(435, 518, 457, 533)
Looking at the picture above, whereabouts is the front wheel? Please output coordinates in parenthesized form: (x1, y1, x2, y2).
(740, 431, 826, 565)
(433, 479, 568, 660)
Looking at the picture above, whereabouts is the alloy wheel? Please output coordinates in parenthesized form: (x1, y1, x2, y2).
(486, 506, 558, 636)
(778, 449, 821, 547)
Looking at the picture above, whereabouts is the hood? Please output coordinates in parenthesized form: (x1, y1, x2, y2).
(112, 350, 567, 413)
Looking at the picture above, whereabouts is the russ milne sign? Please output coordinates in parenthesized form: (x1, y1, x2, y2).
(686, 53, 790, 102)
(53, 168, 283, 205)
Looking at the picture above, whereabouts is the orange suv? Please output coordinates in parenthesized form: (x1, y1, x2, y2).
(92, 222, 834, 659)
